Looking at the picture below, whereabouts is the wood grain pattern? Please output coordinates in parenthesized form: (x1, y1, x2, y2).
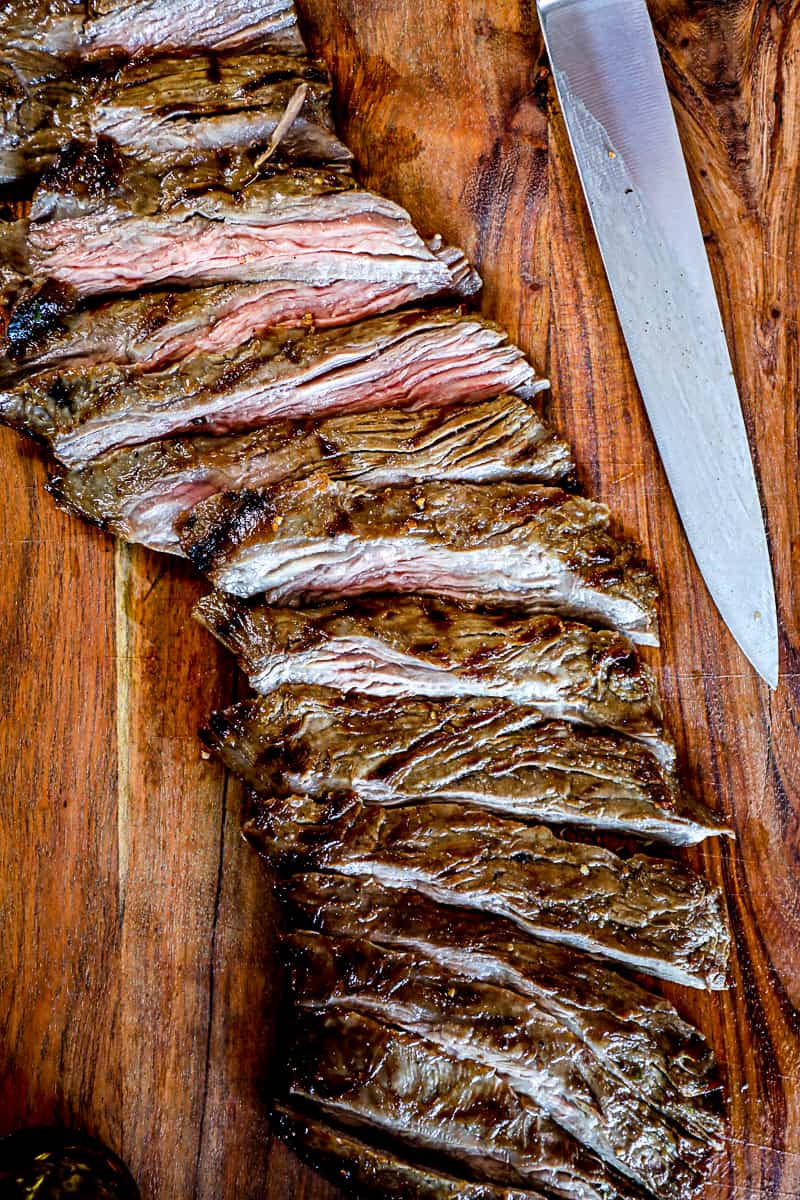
(1, 2, 798, 1197)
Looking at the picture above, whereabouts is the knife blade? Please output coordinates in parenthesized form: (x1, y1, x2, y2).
(536, 0, 779, 687)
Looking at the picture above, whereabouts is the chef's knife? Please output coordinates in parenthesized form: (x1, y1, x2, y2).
(536, 0, 779, 687)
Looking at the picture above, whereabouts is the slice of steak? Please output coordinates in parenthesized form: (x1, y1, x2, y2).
(0, 309, 540, 465)
(207, 684, 722, 836)
(194, 596, 679, 760)
(287, 931, 714, 1197)
(0, 4, 85, 56)
(284, 873, 724, 1146)
(1, 0, 303, 56)
(202, 688, 728, 846)
(50, 397, 569, 553)
(1, 243, 480, 375)
(288, 1009, 638, 1200)
(84, 0, 304, 55)
(27, 142, 452, 296)
(180, 476, 657, 644)
(272, 1104, 548, 1200)
(0, 49, 350, 186)
(0, 51, 95, 186)
(243, 790, 730, 988)
(90, 51, 351, 164)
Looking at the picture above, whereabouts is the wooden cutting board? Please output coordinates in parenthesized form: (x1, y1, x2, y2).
(1, 2, 798, 1197)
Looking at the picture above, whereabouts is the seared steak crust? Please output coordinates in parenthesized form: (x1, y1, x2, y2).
(201, 686, 728, 845)
(180, 476, 657, 643)
(288, 1009, 636, 1200)
(287, 931, 716, 1197)
(51, 395, 569, 552)
(1, 0, 303, 56)
(242, 789, 730, 988)
(283, 873, 724, 1145)
(194, 594, 673, 753)
(272, 1104, 547, 1200)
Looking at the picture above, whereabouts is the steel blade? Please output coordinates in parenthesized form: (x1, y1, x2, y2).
(537, 0, 778, 686)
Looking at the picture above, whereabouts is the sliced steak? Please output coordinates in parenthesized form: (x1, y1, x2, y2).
(0, 49, 349, 186)
(194, 596, 680, 762)
(90, 51, 351, 164)
(288, 1009, 637, 1200)
(180, 476, 657, 644)
(243, 790, 730, 988)
(28, 142, 453, 296)
(50, 396, 569, 553)
(1, 0, 303, 56)
(202, 686, 724, 844)
(0, 51, 94, 186)
(0, 4, 85, 56)
(287, 931, 714, 1197)
(272, 1104, 547, 1200)
(284, 873, 724, 1146)
(0, 309, 539, 465)
(1, 243, 479, 375)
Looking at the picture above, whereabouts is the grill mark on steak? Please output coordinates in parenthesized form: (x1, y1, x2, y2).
(200, 686, 726, 845)
(288, 1008, 639, 1200)
(49, 396, 569, 553)
(241, 789, 730, 988)
(179, 476, 657, 645)
(286, 931, 716, 1197)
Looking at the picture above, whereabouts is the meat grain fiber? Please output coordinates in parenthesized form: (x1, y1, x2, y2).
(272, 1104, 547, 1200)
(194, 594, 674, 758)
(1, 241, 479, 374)
(243, 789, 730, 987)
(91, 51, 350, 164)
(50, 395, 569, 553)
(84, 0, 304, 55)
(284, 873, 724, 1145)
(2, 0, 303, 56)
(0, 309, 539, 465)
(288, 1008, 638, 1200)
(202, 686, 727, 845)
(27, 142, 454, 296)
(287, 931, 716, 1197)
(181, 475, 657, 644)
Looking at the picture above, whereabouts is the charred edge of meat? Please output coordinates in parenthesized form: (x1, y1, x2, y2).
(180, 488, 271, 575)
(271, 1103, 546, 1200)
(3, 280, 78, 362)
(38, 135, 123, 200)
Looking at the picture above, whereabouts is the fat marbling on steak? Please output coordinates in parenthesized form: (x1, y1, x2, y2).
(287, 931, 715, 1198)
(243, 790, 730, 988)
(194, 595, 679, 759)
(203, 686, 723, 844)
(180, 475, 657, 643)
(50, 395, 569, 553)
(288, 1009, 637, 1200)
(284, 873, 724, 1146)
(272, 1104, 548, 1200)
(0, 309, 539, 465)
(26, 140, 455, 296)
